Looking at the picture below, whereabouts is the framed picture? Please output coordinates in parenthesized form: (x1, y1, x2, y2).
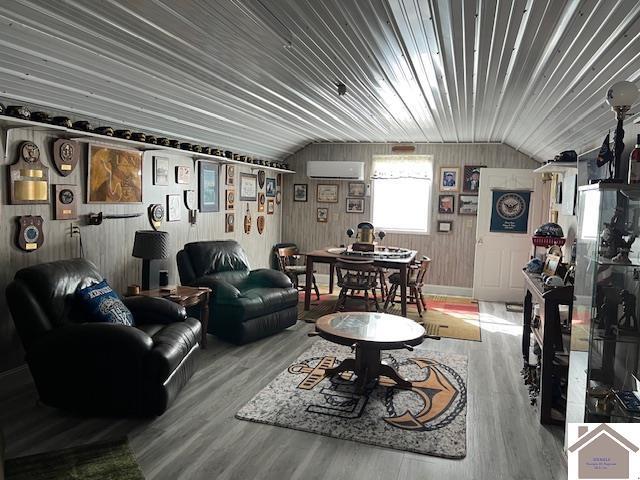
(458, 194, 479, 215)
(225, 189, 235, 210)
(175, 165, 191, 184)
(167, 194, 181, 221)
(266, 178, 276, 197)
(437, 220, 453, 233)
(543, 254, 561, 276)
(294, 184, 308, 202)
(438, 194, 455, 214)
(462, 165, 485, 193)
(346, 197, 364, 213)
(267, 199, 275, 214)
(225, 213, 235, 233)
(239, 173, 257, 201)
(198, 161, 219, 212)
(439, 167, 460, 192)
(225, 164, 235, 186)
(317, 184, 338, 203)
(153, 156, 169, 186)
(87, 145, 142, 203)
(317, 207, 328, 223)
(258, 192, 266, 212)
(348, 182, 365, 197)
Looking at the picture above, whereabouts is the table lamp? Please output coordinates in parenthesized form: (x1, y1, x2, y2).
(132, 230, 169, 290)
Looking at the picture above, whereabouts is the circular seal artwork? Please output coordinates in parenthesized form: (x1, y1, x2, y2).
(496, 192, 526, 220)
(24, 225, 40, 243)
(20, 142, 40, 163)
(59, 188, 74, 204)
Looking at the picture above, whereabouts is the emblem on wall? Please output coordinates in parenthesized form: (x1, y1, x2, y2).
(16, 215, 44, 252)
(226, 189, 235, 210)
(257, 170, 266, 189)
(257, 215, 265, 235)
(9, 141, 49, 204)
(176, 165, 191, 184)
(54, 185, 78, 220)
(52, 139, 79, 176)
(225, 213, 235, 233)
(148, 204, 165, 231)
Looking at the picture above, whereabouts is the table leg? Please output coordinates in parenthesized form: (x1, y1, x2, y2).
(304, 258, 314, 311)
(200, 293, 209, 349)
(400, 264, 408, 317)
(329, 263, 335, 294)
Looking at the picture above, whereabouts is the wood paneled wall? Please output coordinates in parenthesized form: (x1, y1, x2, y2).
(0, 128, 282, 372)
(282, 142, 538, 289)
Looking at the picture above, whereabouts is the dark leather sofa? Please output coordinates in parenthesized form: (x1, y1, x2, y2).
(6, 258, 200, 416)
(177, 240, 298, 344)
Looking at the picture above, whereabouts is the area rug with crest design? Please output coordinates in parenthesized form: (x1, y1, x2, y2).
(235, 339, 468, 458)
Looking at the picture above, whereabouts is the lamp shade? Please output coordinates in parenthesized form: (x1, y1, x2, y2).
(132, 230, 169, 260)
(606, 81, 639, 108)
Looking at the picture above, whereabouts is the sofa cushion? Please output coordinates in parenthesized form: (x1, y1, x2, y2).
(76, 279, 134, 326)
(144, 318, 201, 382)
(215, 287, 298, 321)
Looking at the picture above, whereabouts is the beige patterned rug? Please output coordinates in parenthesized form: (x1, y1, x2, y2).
(298, 293, 481, 342)
(236, 339, 468, 458)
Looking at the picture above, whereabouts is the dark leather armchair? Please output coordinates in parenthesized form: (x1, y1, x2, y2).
(177, 240, 298, 344)
(6, 258, 201, 417)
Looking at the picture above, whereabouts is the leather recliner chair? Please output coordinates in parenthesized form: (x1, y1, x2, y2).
(177, 240, 298, 344)
(6, 258, 201, 417)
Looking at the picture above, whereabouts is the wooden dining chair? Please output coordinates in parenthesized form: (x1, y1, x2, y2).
(277, 246, 320, 300)
(334, 258, 382, 312)
(384, 257, 431, 317)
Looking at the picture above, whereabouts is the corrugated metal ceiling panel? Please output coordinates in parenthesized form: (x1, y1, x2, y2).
(0, 0, 638, 160)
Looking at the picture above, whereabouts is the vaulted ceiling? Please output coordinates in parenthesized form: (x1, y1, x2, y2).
(0, 0, 638, 161)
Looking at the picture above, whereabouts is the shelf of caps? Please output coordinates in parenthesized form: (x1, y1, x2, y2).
(0, 115, 295, 174)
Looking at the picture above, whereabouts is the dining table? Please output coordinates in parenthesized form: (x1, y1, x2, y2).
(303, 247, 418, 317)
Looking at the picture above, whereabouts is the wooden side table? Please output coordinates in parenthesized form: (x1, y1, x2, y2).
(135, 285, 211, 349)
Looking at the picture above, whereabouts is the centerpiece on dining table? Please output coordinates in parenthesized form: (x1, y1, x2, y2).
(326, 222, 413, 259)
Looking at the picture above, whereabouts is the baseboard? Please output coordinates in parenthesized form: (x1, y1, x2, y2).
(314, 273, 473, 298)
(0, 363, 28, 379)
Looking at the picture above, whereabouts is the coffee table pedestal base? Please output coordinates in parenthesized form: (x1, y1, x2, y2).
(324, 344, 411, 392)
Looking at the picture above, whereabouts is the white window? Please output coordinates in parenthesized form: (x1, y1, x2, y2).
(371, 155, 433, 234)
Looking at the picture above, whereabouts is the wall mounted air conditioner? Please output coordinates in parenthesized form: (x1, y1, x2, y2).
(306, 161, 364, 180)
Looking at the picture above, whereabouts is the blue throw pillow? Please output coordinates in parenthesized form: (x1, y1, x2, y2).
(76, 279, 135, 326)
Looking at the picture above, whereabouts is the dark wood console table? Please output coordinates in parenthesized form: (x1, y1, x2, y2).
(522, 271, 573, 424)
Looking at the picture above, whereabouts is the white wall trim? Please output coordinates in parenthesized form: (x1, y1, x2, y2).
(313, 273, 473, 298)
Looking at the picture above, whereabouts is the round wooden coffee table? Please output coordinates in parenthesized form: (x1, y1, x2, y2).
(315, 312, 426, 392)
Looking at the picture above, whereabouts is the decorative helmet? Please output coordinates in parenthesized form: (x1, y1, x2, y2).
(544, 275, 565, 288)
(534, 222, 564, 237)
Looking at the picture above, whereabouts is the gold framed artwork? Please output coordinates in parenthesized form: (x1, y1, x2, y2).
(258, 192, 266, 212)
(87, 145, 142, 203)
(267, 198, 275, 214)
(225, 213, 235, 232)
(317, 184, 338, 203)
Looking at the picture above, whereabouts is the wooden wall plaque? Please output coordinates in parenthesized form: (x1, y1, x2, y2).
(52, 139, 79, 176)
(54, 185, 78, 220)
(9, 141, 49, 204)
(16, 215, 44, 252)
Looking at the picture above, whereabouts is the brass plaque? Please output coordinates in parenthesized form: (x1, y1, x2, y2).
(62, 209, 71, 215)
(14, 180, 48, 201)
(19, 169, 43, 178)
(61, 164, 72, 171)
(25, 243, 37, 250)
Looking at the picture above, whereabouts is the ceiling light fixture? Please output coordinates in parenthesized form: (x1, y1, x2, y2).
(605, 80, 639, 182)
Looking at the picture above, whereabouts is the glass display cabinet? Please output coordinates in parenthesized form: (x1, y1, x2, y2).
(567, 183, 640, 428)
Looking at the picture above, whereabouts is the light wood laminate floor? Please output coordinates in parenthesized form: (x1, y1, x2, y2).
(0, 301, 567, 479)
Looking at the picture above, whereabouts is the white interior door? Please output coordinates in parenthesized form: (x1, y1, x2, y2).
(472, 169, 543, 302)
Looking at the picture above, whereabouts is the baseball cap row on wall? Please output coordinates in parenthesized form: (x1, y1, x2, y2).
(0, 102, 291, 171)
